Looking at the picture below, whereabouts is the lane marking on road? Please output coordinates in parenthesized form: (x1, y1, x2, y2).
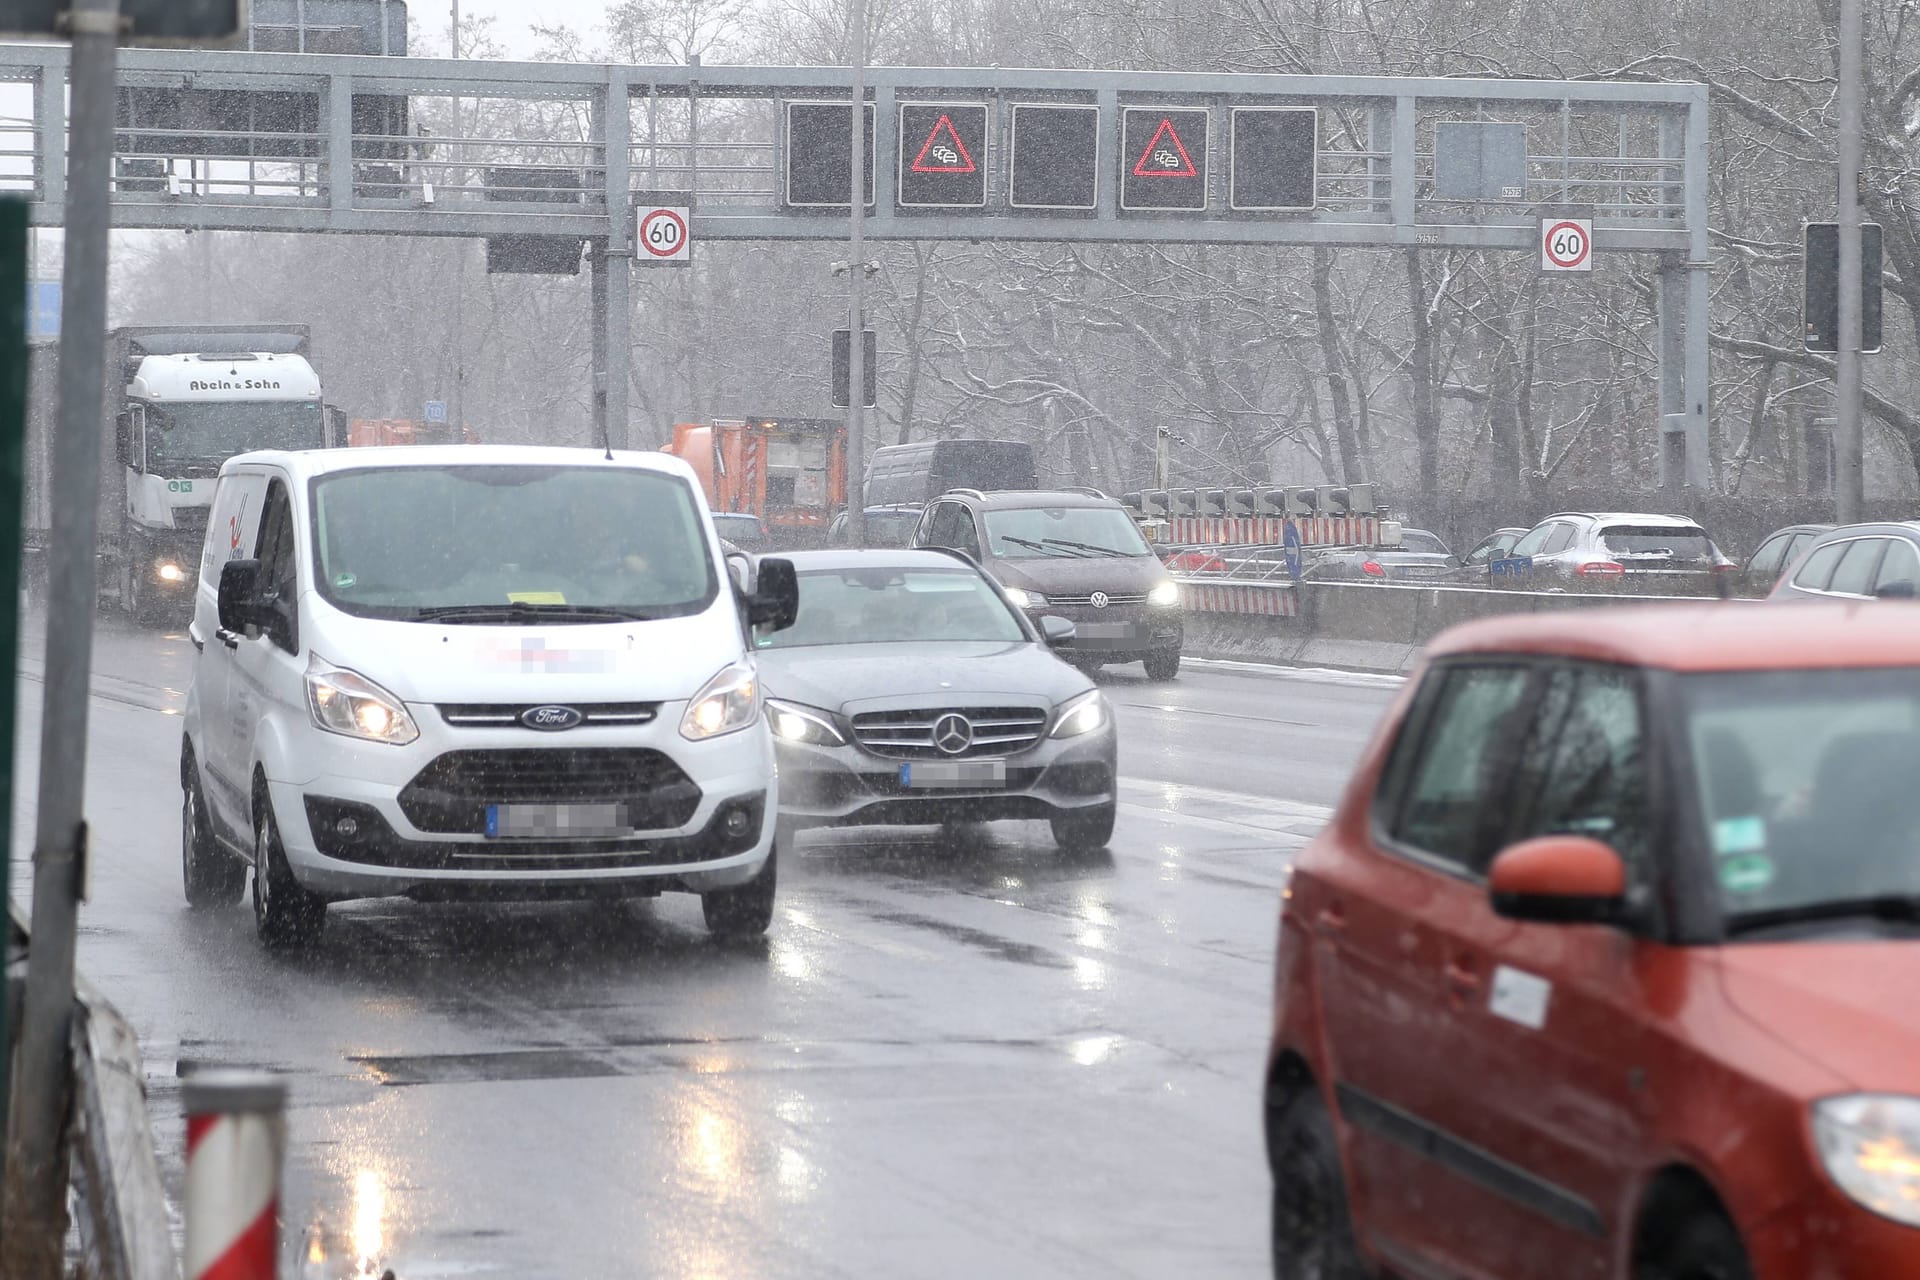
(1181, 656, 1408, 688)
(1120, 701, 1319, 727)
(1117, 777, 1333, 838)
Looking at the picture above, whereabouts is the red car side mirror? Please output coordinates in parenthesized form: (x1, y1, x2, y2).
(1489, 835, 1629, 926)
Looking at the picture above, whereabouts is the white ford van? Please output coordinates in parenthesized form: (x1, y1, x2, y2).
(180, 446, 798, 949)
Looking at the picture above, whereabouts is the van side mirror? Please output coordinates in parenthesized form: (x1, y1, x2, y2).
(724, 550, 753, 595)
(1489, 835, 1629, 926)
(217, 559, 267, 634)
(747, 556, 799, 631)
(1039, 615, 1076, 648)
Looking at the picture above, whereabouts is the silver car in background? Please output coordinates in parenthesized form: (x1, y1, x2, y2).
(1491, 511, 1736, 593)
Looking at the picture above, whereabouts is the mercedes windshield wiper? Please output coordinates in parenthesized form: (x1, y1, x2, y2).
(410, 602, 657, 624)
(1726, 894, 1920, 936)
(1042, 538, 1131, 557)
(999, 535, 1086, 558)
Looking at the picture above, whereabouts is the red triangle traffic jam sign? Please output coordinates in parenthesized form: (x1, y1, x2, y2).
(1133, 117, 1197, 178)
(912, 114, 977, 174)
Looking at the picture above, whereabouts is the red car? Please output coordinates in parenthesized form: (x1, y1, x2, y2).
(1268, 603, 1920, 1279)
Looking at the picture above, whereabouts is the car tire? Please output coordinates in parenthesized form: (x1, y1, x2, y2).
(182, 764, 245, 909)
(252, 793, 328, 950)
(1269, 1088, 1368, 1280)
(1634, 1209, 1752, 1280)
(1143, 648, 1181, 681)
(1050, 801, 1115, 852)
(702, 848, 777, 939)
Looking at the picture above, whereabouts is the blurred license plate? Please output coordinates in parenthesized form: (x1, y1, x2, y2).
(1398, 566, 1442, 577)
(487, 803, 632, 838)
(900, 761, 1007, 789)
(1077, 622, 1133, 639)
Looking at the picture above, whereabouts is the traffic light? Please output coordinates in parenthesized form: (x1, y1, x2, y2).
(1228, 488, 1257, 516)
(1804, 222, 1883, 353)
(1283, 487, 1318, 517)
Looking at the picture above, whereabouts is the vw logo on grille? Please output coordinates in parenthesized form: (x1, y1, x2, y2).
(932, 713, 974, 755)
(520, 704, 585, 731)
(1089, 591, 1111, 609)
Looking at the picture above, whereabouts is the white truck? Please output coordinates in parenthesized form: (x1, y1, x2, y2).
(93, 325, 342, 619)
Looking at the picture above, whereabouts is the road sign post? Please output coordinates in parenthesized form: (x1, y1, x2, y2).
(0, 200, 27, 1216)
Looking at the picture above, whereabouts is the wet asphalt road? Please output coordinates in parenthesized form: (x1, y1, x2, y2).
(11, 618, 1400, 1279)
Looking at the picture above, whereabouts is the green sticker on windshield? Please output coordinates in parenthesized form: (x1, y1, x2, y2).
(333, 571, 357, 590)
(1719, 853, 1775, 895)
(1712, 815, 1766, 855)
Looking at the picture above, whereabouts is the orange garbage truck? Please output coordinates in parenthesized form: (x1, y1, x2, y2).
(664, 417, 846, 546)
(347, 417, 480, 447)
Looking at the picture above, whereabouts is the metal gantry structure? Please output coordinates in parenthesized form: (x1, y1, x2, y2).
(0, 44, 1711, 484)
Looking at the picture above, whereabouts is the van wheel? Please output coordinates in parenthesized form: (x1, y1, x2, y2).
(252, 796, 327, 950)
(1634, 1210, 1752, 1280)
(1270, 1089, 1367, 1279)
(182, 766, 245, 908)
(702, 848, 776, 939)
(1050, 801, 1115, 852)
(1143, 648, 1181, 681)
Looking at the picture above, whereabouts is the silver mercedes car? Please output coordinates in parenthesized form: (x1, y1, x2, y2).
(753, 548, 1118, 851)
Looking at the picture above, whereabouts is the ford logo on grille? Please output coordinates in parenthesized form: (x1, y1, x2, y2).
(520, 704, 585, 731)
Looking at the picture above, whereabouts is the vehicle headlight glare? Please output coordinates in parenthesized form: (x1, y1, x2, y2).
(1005, 587, 1049, 609)
(1051, 690, 1108, 739)
(1148, 580, 1180, 607)
(305, 658, 419, 745)
(767, 699, 845, 747)
(156, 561, 186, 583)
(680, 662, 760, 741)
(1814, 1094, 1920, 1227)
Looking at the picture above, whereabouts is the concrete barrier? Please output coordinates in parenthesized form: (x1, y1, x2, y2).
(1175, 577, 1746, 674)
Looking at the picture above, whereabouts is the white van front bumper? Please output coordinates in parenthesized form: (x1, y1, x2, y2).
(263, 701, 776, 902)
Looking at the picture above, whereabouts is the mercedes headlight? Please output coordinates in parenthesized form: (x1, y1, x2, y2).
(1005, 587, 1049, 609)
(1148, 580, 1180, 607)
(1050, 690, 1109, 739)
(767, 698, 845, 747)
(305, 657, 419, 745)
(681, 662, 760, 741)
(1814, 1095, 1920, 1226)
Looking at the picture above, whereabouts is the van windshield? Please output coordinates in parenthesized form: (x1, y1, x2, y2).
(983, 506, 1151, 559)
(311, 465, 717, 622)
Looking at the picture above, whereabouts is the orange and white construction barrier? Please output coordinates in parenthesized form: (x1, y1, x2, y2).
(1170, 515, 1383, 548)
(185, 1071, 288, 1280)
(1178, 580, 1301, 617)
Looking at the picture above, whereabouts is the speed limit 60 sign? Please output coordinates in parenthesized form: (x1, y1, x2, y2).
(634, 199, 692, 265)
(1540, 217, 1592, 273)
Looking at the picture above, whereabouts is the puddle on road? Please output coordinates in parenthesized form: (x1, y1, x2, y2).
(863, 908, 1070, 969)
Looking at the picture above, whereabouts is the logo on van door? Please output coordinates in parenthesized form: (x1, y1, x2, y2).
(520, 705, 585, 731)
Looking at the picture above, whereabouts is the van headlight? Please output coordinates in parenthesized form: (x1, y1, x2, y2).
(681, 662, 760, 740)
(1148, 580, 1180, 607)
(767, 698, 845, 746)
(305, 657, 419, 745)
(1004, 587, 1049, 609)
(1050, 690, 1109, 739)
(1814, 1095, 1920, 1226)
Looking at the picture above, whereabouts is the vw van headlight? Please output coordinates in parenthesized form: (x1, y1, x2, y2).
(1050, 690, 1109, 739)
(1814, 1094, 1920, 1226)
(681, 662, 760, 740)
(305, 657, 419, 745)
(1004, 587, 1049, 609)
(1148, 580, 1180, 607)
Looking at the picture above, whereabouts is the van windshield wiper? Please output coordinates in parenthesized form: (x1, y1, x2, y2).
(1043, 538, 1130, 557)
(999, 535, 1086, 558)
(1726, 894, 1920, 936)
(409, 602, 657, 624)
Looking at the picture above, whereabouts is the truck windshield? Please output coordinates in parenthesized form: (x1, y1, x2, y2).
(311, 465, 718, 622)
(146, 400, 325, 471)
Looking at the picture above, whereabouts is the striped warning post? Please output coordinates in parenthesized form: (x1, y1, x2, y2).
(184, 1071, 288, 1280)
(1176, 579, 1301, 617)
(1169, 516, 1382, 548)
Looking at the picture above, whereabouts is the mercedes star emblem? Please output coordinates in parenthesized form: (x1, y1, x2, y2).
(1090, 591, 1110, 609)
(932, 713, 974, 755)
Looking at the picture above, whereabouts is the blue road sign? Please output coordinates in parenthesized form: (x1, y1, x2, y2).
(1282, 518, 1303, 579)
(27, 281, 57, 339)
(424, 400, 448, 424)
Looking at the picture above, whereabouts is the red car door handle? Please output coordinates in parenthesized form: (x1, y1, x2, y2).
(1316, 905, 1348, 935)
(1445, 960, 1481, 994)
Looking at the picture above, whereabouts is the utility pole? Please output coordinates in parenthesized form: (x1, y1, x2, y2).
(4, 0, 118, 1272)
(449, 0, 464, 439)
(844, 0, 867, 543)
(1835, 0, 1865, 522)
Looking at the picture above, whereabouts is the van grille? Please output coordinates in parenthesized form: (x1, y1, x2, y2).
(850, 706, 1047, 760)
(1049, 592, 1147, 607)
(398, 748, 700, 834)
(437, 702, 659, 728)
